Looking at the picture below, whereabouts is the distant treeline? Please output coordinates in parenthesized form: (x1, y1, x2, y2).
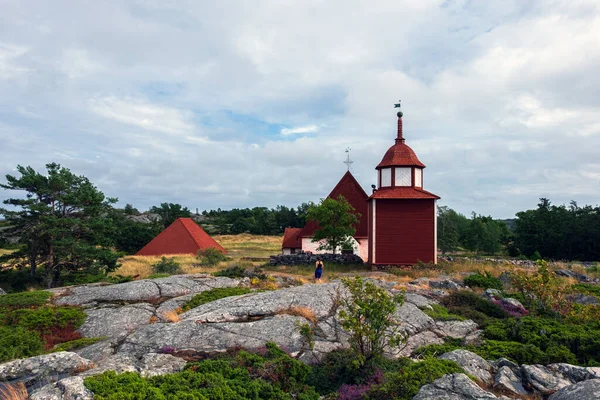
(437, 198, 600, 261)
(200, 204, 310, 235)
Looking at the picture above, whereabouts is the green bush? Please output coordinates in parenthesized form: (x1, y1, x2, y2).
(573, 283, 600, 298)
(366, 357, 464, 400)
(423, 304, 466, 321)
(0, 326, 44, 362)
(53, 337, 106, 352)
(441, 290, 508, 326)
(181, 287, 252, 311)
(464, 271, 503, 290)
(0, 290, 52, 308)
(151, 257, 182, 275)
(198, 247, 227, 266)
(307, 349, 364, 394)
(484, 317, 600, 365)
(85, 343, 319, 400)
(214, 265, 246, 278)
(412, 338, 463, 358)
(10, 306, 87, 333)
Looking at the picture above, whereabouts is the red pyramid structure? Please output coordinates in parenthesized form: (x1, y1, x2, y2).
(136, 218, 226, 256)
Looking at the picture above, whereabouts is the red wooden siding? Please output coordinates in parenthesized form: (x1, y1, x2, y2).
(374, 199, 435, 264)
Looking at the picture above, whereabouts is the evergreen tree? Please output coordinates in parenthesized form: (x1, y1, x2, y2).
(0, 163, 120, 287)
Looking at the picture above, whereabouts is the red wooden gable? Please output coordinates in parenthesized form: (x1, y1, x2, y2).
(300, 171, 369, 239)
(282, 227, 302, 249)
(136, 218, 226, 256)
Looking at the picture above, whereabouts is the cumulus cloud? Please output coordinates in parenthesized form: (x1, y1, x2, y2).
(280, 125, 319, 136)
(0, 0, 599, 218)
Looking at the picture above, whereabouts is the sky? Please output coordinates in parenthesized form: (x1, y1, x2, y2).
(1, 0, 599, 219)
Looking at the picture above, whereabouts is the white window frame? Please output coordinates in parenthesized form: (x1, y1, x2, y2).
(395, 167, 411, 187)
(381, 168, 392, 187)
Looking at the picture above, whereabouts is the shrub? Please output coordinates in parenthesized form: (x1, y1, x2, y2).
(0, 326, 44, 362)
(484, 316, 600, 365)
(412, 338, 463, 358)
(511, 260, 571, 316)
(366, 357, 464, 400)
(10, 306, 87, 333)
(464, 271, 503, 290)
(213, 265, 246, 278)
(151, 257, 182, 275)
(338, 277, 406, 367)
(85, 343, 319, 400)
(307, 349, 365, 394)
(0, 290, 52, 308)
(197, 247, 227, 266)
(181, 287, 252, 311)
(423, 304, 466, 321)
(440, 290, 508, 326)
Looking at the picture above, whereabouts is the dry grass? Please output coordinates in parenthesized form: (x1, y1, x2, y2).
(112, 234, 283, 279)
(0, 382, 28, 400)
(277, 306, 318, 324)
(161, 309, 181, 323)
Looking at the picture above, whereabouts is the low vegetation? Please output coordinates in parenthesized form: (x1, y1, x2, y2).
(463, 271, 503, 290)
(0, 290, 88, 362)
(151, 256, 182, 275)
(181, 287, 253, 312)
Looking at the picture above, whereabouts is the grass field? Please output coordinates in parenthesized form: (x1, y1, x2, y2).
(111, 234, 282, 279)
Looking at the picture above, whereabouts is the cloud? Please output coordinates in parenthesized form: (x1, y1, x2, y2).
(1, 0, 600, 219)
(280, 125, 320, 136)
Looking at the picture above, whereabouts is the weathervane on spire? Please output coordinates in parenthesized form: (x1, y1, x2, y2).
(394, 100, 403, 117)
(344, 147, 353, 171)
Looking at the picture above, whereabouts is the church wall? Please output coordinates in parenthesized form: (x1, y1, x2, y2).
(282, 248, 292, 255)
(374, 199, 435, 264)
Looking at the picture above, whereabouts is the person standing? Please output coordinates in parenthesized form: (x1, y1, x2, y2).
(314, 258, 324, 282)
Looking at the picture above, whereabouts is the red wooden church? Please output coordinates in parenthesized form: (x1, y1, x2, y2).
(283, 107, 439, 265)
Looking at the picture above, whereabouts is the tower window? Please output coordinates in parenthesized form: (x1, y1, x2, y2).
(395, 167, 411, 186)
(381, 168, 391, 187)
(414, 168, 422, 187)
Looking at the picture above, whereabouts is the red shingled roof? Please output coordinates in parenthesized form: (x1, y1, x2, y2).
(300, 171, 369, 238)
(376, 142, 425, 169)
(136, 218, 226, 256)
(282, 227, 302, 249)
(369, 187, 440, 200)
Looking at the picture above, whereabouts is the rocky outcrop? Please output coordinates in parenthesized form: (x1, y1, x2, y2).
(439, 350, 493, 384)
(55, 275, 241, 307)
(30, 376, 93, 400)
(0, 352, 94, 390)
(522, 364, 573, 394)
(413, 373, 498, 399)
(494, 366, 528, 396)
(548, 379, 600, 400)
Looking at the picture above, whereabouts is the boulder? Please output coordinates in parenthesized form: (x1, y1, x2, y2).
(494, 366, 529, 396)
(413, 373, 498, 399)
(439, 350, 493, 384)
(522, 364, 572, 394)
(404, 292, 437, 310)
(395, 302, 435, 336)
(555, 269, 594, 283)
(429, 279, 462, 291)
(548, 379, 600, 400)
(54, 276, 240, 306)
(567, 293, 600, 305)
(78, 303, 156, 338)
(482, 288, 502, 300)
(401, 331, 444, 357)
(0, 287, 6, 295)
(138, 353, 187, 378)
(547, 363, 600, 383)
(434, 320, 479, 339)
(30, 376, 93, 400)
(0, 352, 94, 388)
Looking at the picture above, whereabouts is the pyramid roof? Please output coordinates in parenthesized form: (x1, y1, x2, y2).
(135, 218, 226, 256)
(300, 171, 369, 239)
